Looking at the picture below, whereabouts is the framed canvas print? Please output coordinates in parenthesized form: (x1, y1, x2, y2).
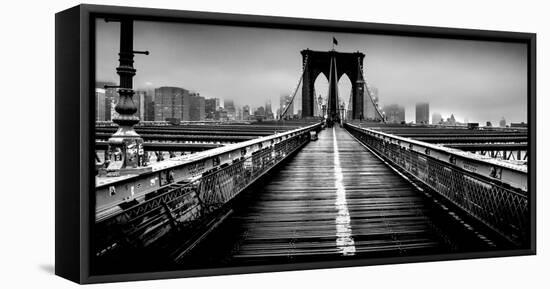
(55, 4, 536, 284)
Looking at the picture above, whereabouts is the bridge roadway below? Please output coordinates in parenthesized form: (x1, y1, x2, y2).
(179, 126, 491, 268)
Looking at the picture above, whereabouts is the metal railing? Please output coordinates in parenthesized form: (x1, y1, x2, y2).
(95, 124, 318, 257)
(345, 123, 529, 246)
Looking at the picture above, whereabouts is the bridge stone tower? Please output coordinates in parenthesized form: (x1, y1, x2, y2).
(301, 49, 365, 120)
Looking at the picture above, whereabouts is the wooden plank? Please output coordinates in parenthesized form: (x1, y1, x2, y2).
(181, 126, 451, 266)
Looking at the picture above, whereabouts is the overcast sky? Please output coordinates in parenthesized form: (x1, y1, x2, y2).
(96, 19, 527, 124)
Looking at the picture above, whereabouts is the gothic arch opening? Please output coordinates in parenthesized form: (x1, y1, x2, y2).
(337, 73, 352, 120)
(313, 73, 329, 117)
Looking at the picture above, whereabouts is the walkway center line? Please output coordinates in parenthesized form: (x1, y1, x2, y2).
(333, 127, 356, 256)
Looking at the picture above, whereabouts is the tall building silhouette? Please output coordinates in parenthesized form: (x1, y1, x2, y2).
(415, 102, 430, 124)
(134, 90, 147, 121)
(382, 104, 405, 123)
(154, 87, 191, 121)
(95, 88, 107, 121)
(190, 93, 206, 121)
(243, 105, 251, 120)
(224, 99, 236, 120)
(144, 91, 155, 121)
(205, 98, 219, 120)
(279, 94, 293, 118)
(95, 81, 118, 121)
(265, 100, 274, 120)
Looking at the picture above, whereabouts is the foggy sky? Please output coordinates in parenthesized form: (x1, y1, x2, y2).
(96, 19, 527, 124)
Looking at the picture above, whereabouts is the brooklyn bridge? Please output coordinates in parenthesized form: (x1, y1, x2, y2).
(93, 18, 529, 274)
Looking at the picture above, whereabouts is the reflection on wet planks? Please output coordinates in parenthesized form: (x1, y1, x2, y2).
(182, 126, 452, 267)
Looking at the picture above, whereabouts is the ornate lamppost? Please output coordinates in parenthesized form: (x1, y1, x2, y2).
(103, 17, 150, 177)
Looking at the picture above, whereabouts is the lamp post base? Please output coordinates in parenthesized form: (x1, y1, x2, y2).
(99, 126, 150, 177)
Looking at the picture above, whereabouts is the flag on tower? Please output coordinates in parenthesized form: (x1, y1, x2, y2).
(333, 37, 338, 45)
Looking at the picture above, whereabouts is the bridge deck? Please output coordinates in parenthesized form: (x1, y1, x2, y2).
(183, 126, 452, 266)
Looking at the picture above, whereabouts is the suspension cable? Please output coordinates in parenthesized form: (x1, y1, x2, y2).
(281, 55, 308, 119)
(359, 59, 386, 123)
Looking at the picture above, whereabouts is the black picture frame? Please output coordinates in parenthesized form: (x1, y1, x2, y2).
(55, 4, 536, 284)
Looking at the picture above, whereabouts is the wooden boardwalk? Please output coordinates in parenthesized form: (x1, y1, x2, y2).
(183, 126, 451, 266)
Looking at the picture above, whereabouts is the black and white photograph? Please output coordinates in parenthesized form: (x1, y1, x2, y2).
(91, 14, 532, 277)
(3, 0, 550, 287)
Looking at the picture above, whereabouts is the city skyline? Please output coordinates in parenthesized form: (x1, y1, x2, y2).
(94, 83, 280, 122)
(96, 19, 527, 124)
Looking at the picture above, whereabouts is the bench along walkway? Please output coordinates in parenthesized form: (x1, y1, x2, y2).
(181, 126, 456, 267)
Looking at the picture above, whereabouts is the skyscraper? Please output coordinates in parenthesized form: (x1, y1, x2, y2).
(96, 81, 118, 121)
(243, 105, 250, 120)
(415, 102, 430, 124)
(144, 91, 155, 121)
(382, 104, 405, 123)
(205, 98, 219, 120)
(254, 106, 266, 120)
(134, 90, 146, 121)
(154, 87, 191, 122)
(279, 94, 293, 118)
(265, 100, 274, 120)
(224, 99, 236, 121)
(95, 88, 106, 121)
(190, 93, 206, 121)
